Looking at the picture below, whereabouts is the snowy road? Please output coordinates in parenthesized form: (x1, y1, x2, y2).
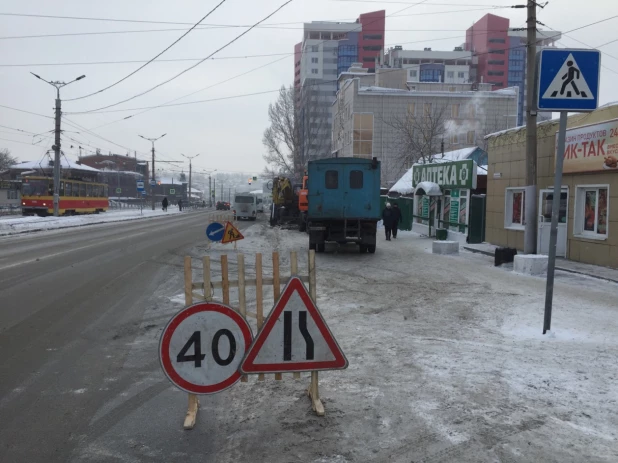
(1, 217, 616, 462)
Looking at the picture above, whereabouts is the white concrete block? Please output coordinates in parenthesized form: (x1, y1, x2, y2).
(432, 240, 459, 255)
(513, 254, 548, 276)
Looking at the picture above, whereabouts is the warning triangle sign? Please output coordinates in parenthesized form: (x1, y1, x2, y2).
(542, 53, 594, 100)
(221, 221, 244, 244)
(240, 277, 348, 374)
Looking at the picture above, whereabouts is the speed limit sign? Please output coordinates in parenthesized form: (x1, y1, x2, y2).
(159, 302, 252, 394)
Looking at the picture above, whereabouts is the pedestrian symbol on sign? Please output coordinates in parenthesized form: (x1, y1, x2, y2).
(542, 54, 593, 100)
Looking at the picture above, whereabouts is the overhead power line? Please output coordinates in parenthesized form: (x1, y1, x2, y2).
(65, 0, 229, 101)
(70, 0, 296, 114)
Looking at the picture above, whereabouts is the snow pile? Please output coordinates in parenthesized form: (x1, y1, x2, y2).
(0, 208, 181, 236)
(389, 167, 414, 195)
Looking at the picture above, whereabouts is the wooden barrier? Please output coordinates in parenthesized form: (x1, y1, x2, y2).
(182, 249, 322, 430)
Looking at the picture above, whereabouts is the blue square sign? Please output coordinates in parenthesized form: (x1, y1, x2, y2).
(537, 48, 601, 112)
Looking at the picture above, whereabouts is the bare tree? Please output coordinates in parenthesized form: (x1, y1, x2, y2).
(0, 148, 17, 171)
(262, 86, 299, 178)
(380, 103, 449, 172)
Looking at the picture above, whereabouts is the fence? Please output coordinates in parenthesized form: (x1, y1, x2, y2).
(0, 204, 21, 216)
(180, 249, 322, 429)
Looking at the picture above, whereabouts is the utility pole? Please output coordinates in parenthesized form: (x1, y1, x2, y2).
(209, 175, 212, 207)
(31, 72, 86, 217)
(139, 133, 166, 210)
(181, 153, 200, 207)
(524, 1, 538, 254)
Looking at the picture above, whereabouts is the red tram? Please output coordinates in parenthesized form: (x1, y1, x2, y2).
(21, 176, 109, 216)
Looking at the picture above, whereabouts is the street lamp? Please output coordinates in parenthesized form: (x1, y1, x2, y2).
(31, 72, 86, 217)
(139, 133, 166, 210)
(181, 153, 200, 207)
(203, 169, 217, 207)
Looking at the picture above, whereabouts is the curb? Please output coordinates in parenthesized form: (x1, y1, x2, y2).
(463, 246, 618, 285)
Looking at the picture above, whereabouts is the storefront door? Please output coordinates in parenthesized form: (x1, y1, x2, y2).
(538, 188, 568, 257)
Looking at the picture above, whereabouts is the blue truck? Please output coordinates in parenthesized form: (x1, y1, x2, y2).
(306, 157, 381, 253)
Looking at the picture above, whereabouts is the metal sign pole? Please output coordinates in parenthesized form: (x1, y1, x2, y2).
(543, 111, 568, 334)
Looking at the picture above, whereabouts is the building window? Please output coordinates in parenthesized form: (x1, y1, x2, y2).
(489, 81, 504, 87)
(363, 45, 382, 51)
(424, 103, 432, 117)
(447, 71, 455, 78)
(363, 34, 383, 40)
(488, 70, 504, 76)
(325, 170, 339, 189)
(489, 48, 505, 54)
(489, 38, 506, 43)
(407, 103, 415, 116)
(8, 189, 17, 199)
(489, 59, 505, 65)
(505, 188, 526, 229)
(409, 69, 417, 77)
(311, 45, 318, 52)
(311, 57, 318, 63)
(353, 113, 373, 156)
(451, 104, 460, 118)
(574, 185, 609, 238)
(451, 134, 458, 144)
(363, 57, 375, 62)
(458, 71, 465, 78)
(350, 170, 363, 189)
(467, 130, 475, 144)
(311, 68, 318, 74)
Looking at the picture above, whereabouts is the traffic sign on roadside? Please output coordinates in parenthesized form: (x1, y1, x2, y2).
(150, 179, 156, 186)
(170, 188, 176, 194)
(221, 221, 244, 244)
(115, 187, 121, 194)
(159, 302, 253, 395)
(136, 181, 145, 192)
(206, 222, 225, 242)
(537, 48, 601, 112)
(240, 277, 348, 374)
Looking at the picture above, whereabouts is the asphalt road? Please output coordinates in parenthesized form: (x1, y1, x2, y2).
(0, 210, 251, 462)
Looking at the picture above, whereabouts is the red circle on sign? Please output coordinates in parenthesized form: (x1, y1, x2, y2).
(159, 302, 252, 394)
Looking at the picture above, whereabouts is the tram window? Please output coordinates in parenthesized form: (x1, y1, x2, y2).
(60, 181, 64, 196)
(65, 182, 72, 196)
(104, 186, 108, 197)
(80, 183, 86, 197)
(86, 184, 93, 197)
(73, 183, 80, 197)
(92, 185, 98, 197)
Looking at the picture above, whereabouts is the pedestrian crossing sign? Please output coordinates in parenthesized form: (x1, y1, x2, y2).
(537, 48, 600, 112)
(221, 221, 244, 244)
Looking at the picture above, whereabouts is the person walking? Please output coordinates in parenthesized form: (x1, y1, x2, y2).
(382, 202, 396, 241)
(162, 196, 168, 212)
(178, 199, 183, 212)
(391, 203, 402, 239)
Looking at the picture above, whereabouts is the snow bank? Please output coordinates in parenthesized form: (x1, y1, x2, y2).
(0, 208, 182, 236)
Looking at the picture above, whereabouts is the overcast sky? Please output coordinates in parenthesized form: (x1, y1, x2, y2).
(1, 0, 617, 175)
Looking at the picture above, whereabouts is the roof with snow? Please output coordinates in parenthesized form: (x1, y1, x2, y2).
(11, 159, 100, 173)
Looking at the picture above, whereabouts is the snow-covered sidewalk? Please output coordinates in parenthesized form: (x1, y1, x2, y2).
(0, 208, 185, 236)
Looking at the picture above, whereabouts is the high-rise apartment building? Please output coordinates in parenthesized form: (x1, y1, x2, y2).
(295, 11, 385, 168)
(465, 13, 561, 125)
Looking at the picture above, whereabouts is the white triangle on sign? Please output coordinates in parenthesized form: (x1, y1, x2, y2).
(542, 53, 594, 100)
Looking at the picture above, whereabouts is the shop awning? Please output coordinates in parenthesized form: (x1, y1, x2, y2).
(414, 181, 442, 196)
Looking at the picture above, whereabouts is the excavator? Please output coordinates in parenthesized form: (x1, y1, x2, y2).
(268, 174, 308, 230)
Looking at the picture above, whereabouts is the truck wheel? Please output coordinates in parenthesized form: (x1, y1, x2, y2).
(367, 244, 376, 254)
(317, 243, 325, 253)
(359, 244, 368, 253)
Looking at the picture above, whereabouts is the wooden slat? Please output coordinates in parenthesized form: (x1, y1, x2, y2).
(184, 256, 193, 306)
(203, 256, 211, 301)
(273, 251, 282, 381)
(221, 255, 230, 306)
(238, 253, 248, 383)
(256, 253, 265, 382)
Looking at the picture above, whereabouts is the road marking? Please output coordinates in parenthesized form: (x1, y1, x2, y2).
(0, 231, 147, 272)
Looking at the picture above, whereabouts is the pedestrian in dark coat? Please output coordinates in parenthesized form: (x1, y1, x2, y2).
(178, 199, 183, 211)
(382, 203, 396, 241)
(162, 196, 169, 211)
(391, 203, 402, 239)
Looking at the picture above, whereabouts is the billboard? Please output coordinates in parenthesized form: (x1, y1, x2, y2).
(557, 118, 618, 174)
